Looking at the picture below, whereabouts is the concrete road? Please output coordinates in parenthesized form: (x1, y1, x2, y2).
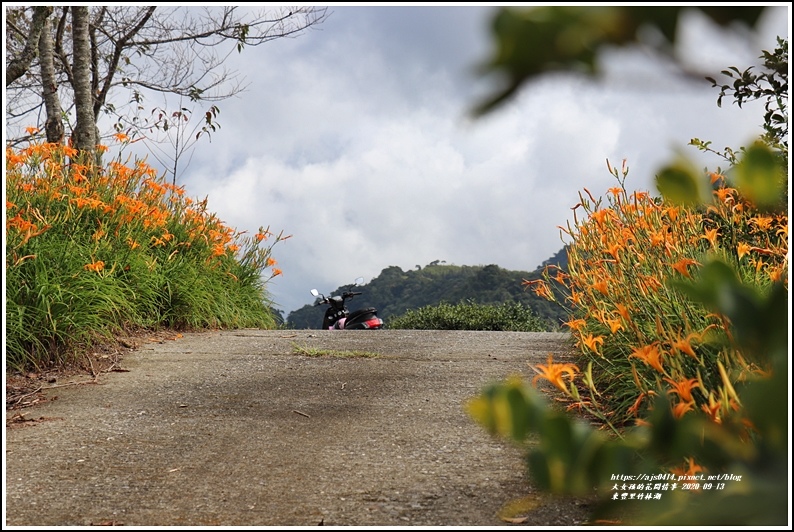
(5, 329, 591, 527)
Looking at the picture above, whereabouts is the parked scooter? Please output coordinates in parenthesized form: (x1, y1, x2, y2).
(310, 277, 384, 330)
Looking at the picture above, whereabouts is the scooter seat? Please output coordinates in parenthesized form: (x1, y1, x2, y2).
(347, 307, 377, 320)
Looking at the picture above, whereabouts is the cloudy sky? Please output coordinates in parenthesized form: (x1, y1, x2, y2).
(127, 5, 789, 317)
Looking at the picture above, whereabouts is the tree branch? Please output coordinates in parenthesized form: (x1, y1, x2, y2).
(5, 6, 52, 86)
(53, 7, 74, 87)
(94, 6, 157, 118)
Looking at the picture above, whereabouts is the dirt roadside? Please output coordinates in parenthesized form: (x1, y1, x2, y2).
(5, 329, 595, 527)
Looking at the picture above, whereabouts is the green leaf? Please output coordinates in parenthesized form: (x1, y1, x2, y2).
(506, 385, 531, 441)
(733, 141, 786, 210)
(655, 157, 708, 206)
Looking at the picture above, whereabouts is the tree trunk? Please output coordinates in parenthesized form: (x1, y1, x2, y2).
(38, 15, 64, 144)
(5, 6, 52, 86)
(71, 6, 96, 157)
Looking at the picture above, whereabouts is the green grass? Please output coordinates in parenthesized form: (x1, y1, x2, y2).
(6, 142, 287, 371)
(388, 300, 550, 331)
(291, 343, 380, 358)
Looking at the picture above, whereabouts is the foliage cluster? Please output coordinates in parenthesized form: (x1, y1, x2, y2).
(706, 36, 788, 163)
(287, 261, 570, 329)
(467, 19, 789, 524)
(528, 150, 787, 427)
(388, 300, 548, 332)
(5, 138, 287, 371)
(471, 5, 768, 116)
(470, 142, 788, 525)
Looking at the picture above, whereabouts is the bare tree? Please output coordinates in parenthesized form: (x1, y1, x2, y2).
(129, 96, 221, 185)
(5, 5, 330, 160)
(5, 5, 51, 86)
(71, 6, 96, 155)
(38, 12, 64, 143)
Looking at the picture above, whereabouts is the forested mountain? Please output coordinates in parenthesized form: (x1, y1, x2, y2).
(286, 247, 572, 329)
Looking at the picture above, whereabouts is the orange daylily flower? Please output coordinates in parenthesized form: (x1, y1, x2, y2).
(531, 354, 579, 394)
(6, 148, 26, 166)
(775, 223, 788, 240)
(629, 343, 666, 374)
(649, 230, 668, 247)
(749, 215, 773, 231)
(709, 172, 725, 185)
(672, 400, 695, 419)
(552, 269, 569, 286)
(271, 268, 283, 277)
(701, 395, 723, 424)
(581, 333, 605, 355)
(605, 317, 623, 334)
(638, 275, 663, 293)
(736, 242, 752, 260)
(523, 279, 553, 300)
(615, 303, 630, 322)
(713, 186, 736, 205)
(533, 281, 553, 300)
(590, 209, 613, 228)
(664, 377, 699, 403)
(671, 457, 705, 479)
(7, 214, 38, 233)
(627, 390, 656, 418)
(606, 242, 623, 260)
(670, 330, 709, 360)
(567, 290, 583, 307)
(701, 227, 719, 249)
(671, 257, 700, 277)
(84, 260, 105, 272)
(562, 318, 587, 331)
(664, 206, 680, 222)
(591, 280, 608, 296)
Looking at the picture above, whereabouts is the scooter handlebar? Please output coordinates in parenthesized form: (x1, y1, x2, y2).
(340, 291, 362, 300)
(313, 291, 361, 305)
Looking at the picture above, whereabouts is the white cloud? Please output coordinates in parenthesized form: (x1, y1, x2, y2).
(159, 6, 788, 315)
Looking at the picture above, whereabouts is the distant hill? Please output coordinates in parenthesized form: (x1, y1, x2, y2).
(537, 245, 568, 272)
(286, 247, 572, 329)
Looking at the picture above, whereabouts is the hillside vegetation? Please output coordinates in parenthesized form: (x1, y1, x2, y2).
(6, 142, 286, 371)
(286, 252, 571, 330)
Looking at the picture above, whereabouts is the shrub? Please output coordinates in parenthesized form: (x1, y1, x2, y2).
(524, 152, 787, 427)
(388, 300, 550, 331)
(468, 144, 788, 525)
(5, 139, 287, 371)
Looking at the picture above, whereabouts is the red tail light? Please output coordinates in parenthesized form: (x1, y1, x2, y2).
(364, 317, 384, 329)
